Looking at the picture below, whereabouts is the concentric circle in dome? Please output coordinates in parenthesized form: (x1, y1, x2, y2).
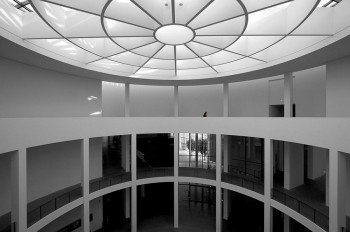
(154, 25, 195, 45)
(25, 0, 324, 80)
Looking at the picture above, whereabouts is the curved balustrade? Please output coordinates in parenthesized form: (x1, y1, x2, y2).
(137, 167, 174, 180)
(221, 172, 264, 195)
(272, 188, 329, 231)
(179, 167, 216, 180)
(89, 172, 131, 193)
(27, 187, 82, 227)
(2, 117, 348, 232)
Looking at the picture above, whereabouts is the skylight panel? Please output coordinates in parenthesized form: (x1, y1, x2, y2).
(318, 0, 342, 7)
(7, 0, 33, 12)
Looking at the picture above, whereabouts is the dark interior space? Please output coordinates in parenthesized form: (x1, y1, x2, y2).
(137, 183, 174, 232)
(273, 208, 311, 232)
(102, 189, 130, 232)
(137, 134, 174, 168)
(179, 183, 216, 232)
(223, 191, 264, 232)
(102, 135, 130, 176)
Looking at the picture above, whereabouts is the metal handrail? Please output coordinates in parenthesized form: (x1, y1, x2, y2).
(89, 172, 131, 193)
(272, 188, 329, 230)
(221, 172, 264, 194)
(179, 167, 216, 180)
(27, 186, 82, 226)
(137, 167, 174, 179)
(227, 165, 262, 180)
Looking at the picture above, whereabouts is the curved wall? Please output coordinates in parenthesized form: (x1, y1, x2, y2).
(1, 117, 349, 232)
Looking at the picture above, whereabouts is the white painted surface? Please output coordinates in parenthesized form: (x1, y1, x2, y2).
(284, 73, 294, 117)
(329, 150, 347, 232)
(294, 66, 326, 117)
(179, 85, 223, 117)
(307, 146, 327, 180)
(229, 79, 269, 117)
(1, 118, 350, 155)
(326, 56, 350, 117)
(102, 82, 125, 117)
(27, 139, 102, 203)
(284, 142, 304, 190)
(130, 85, 174, 117)
(0, 57, 102, 118)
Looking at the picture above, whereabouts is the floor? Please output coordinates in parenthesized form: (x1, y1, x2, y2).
(275, 175, 328, 217)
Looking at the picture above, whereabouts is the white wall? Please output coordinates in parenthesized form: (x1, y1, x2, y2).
(229, 79, 269, 117)
(307, 146, 327, 180)
(130, 85, 174, 117)
(179, 84, 223, 117)
(27, 139, 102, 203)
(0, 152, 11, 216)
(326, 56, 350, 117)
(294, 66, 326, 117)
(284, 142, 304, 190)
(102, 82, 125, 117)
(0, 57, 101, 118)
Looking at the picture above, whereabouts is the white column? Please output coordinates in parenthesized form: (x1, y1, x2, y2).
(121, 135, 131, 172)
(326, 153, 329, 206)
(131, 186, 137, 232)
(174, 133, 179, 228)
(284, 142, 304, 190)
(264, 139, 273, 232)
(223, 135, 230, 220)
(11, 149, 27, 232)
(216, 134, 222, 232)
(125, 83, 130, 117)
(122, 135, 131, 219)
(131, 134, 137, 232)
(174, 85, 179, 117)
(284, 73, 293, 117)
(329, 150, 346, 232)
(223, 83, 229, 117)
(284, 215, 290, 232)
(81, 139, 90, 232)
(131, 134, 137, 181)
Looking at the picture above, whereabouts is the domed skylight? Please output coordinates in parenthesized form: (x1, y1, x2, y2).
(0, 0, 347, 80)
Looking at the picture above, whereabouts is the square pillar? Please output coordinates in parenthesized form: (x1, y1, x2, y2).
(284, 142, 304, 190)
(174, 86, 179, 117)
(264, 139, 273, 232)
(121, 136, 130, 220)
(11, 149, 27, 232)
(81, 139, 90, 232)
(131, 186, 137, 232)
(329, 150, 346, 232)
(284, 215, 290, 232)
(284, 73, 294, 117)
(131, 134, 137, 181)
(125, 83, 130, 117)
(223, 83, 229, 117)
(222, 135, 231, 220)
(216, 134, 222, 232)
(174, 133, 179, 228)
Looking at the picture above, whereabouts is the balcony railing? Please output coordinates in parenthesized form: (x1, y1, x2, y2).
(272, 188, 329, 231)
(228, 164, 263, 180)
(221, 172, 264, 194)
(137, 167, 174, 179)
(179, 167, 216, 180)
(89, 172, 131, 193)
(27, 187, 82, 227)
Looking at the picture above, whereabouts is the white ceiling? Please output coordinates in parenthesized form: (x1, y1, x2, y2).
(0, 0, 349, 83)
